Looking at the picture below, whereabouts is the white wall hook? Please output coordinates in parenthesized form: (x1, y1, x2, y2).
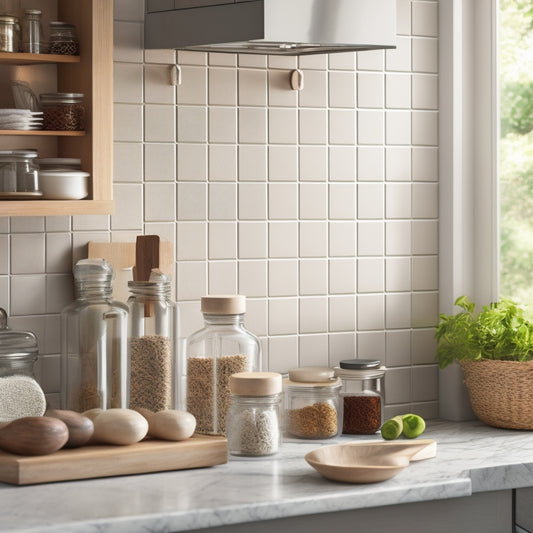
(290, 69, 304, 91)
(170, 64, 182, 86)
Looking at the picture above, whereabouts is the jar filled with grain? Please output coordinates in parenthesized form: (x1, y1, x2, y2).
(185, 295, 261, 436)
(226, 372, 282, 457)
(334, 359, 386, 435)
(61, 259, 129, 412)
(284, 367, 341, 440)
(127, 271, 179, 412)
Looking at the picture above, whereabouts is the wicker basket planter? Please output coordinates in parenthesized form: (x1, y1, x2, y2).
(460, 359, 533, 430)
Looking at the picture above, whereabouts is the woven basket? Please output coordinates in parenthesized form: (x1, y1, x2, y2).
(460, 359, 533, 430)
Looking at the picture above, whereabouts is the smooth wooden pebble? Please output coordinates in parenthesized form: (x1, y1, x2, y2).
(93, 408, 148, 445)
(46, 409, 94, 448)
(82, 408, 103, 421)
(0, 416, 69, 456)
(148, 410, 196, 441)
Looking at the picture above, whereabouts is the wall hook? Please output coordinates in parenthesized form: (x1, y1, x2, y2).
(170, 64, 182, 86)
(290, 69, 304, 91)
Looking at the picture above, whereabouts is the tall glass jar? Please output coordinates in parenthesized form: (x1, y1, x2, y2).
(185, 295, 261, 436)
(334, 359, 386, 435)
(61, 259, 128, 412)
(226, 372, 282, 457)
(127, 271, 179, 412)
(21, 8, 42, 53)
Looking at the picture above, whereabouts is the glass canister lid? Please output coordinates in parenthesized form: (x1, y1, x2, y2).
(201, 295, 246, 315)
(285, 366, 341, 388)
(334, 359, 386, 379)
(0, 308, 39, 358)
(74, 258, 114, 282)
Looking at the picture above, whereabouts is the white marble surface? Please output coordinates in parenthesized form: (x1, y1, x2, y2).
(3, 420, 533, 532)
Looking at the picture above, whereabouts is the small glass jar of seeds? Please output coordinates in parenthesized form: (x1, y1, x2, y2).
(334, 359, 386, 435)
(226, 372, 282, 457)
(185, 295, 261, 436)
(127, 270, 179, 413)
(284, 367, 341, 440)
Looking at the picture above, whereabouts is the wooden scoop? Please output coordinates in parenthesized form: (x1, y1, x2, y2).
(134, 235, 160, 317)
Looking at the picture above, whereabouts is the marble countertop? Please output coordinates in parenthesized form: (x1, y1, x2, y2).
(3, 419, 533, 532)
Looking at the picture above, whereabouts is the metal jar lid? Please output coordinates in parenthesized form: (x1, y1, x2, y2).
(334, 359, 386, 380)
(0, 149, 38, 160)
(40, 93, 84, 104)
(0, 15, 18, 24)
(0, 308, 39, 359)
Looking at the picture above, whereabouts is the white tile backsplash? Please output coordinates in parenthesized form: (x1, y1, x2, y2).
(1, 0, 440, 415)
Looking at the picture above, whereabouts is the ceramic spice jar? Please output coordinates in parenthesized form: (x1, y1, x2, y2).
(334, 359, 386, 435)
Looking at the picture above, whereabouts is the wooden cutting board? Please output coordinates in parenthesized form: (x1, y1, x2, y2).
(0, 435, 227, 485)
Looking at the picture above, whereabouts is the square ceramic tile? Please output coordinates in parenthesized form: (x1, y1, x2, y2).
(385, 36, 412, 72)
(208, 262, 237, 295)
(114, 0, 144, 22)
(0, 277, 7, 312)
(357, 221, 384, 256)
(114, 142, 142, 183)
(356, 49, 384, 71)
(177, 182, 207, 221)
(238, 261, 267, 297)
(268, 183, 298, 219)
(114, 104, 143, 142)
(412, 365, 439, 402)
(268, 259, 298, 298)
(177, 66, 207, 105)
(299, 297, 328, 334)
(385, 367, 412, 404)
(0, 235, 8, 274)
(329, 295, 356, 332)
(329, 52, 356, 70)
(386, 147, 411, 181)
(177, 51, 207, 66)
(145, 104, 175, 142)
(329, 110, 356, 145)
(386, 221, 412, 255)
(114, 62, 143, 103)
(357, 72, 384, 109)
(386, 111, 412, 145)
(299, 222, 327, 258)
(412, 292, 439, 328)
(412, 111, 438, 146)
(386, 293, 412, 328)
(357, 147, 384, 181)
(412, 74, 438, 110)
(268, 70, 298, 107)
(238, 222, 267, 259)
(298, 55, 328, 70)
(329, 221, 356, 257)
(268, 145, 298, 181)
(298, 70, 328, 107)
(386, 73, 411, 109)
(269, 222, 298, 258)
(412, 220, 438, 255)
(245, 299, 267, 338)
(239, 183, 267, 220)
(208, 53, 236, 67)
(111, 183, 143, 230)
(208, 67, 237, 106)
(144, 64, 175, 104)
(299, 259, 328, 295)
(209, 107, 237, 144)
(300, 146, 328, 182)
(412, 256, 438, 290)
(177, 106, 206, 143)
(45, 217, 70, 232)
(357, 183, 384, 220)
(268, 56, 298, 70)
(239, 145, 267, 181)
(10, 218, 44, 233)
(412, 328, 438, 365)
(386, 183, 412, 219)
(11, 234, 45, 274)
(412, 2, 439, 37)
(386, 257, 412, 292)
(412, 183, 438, 219)
(113, 21, 143, 63)
(72, 215, 108, 231)
(329, 258, 356, 294)
(208, 145, 237, 181)
(145, 183, 175, 222)
(386, 330, 411, 367)
(357, 258, 384, 293)
(329, 71, 356, 108)
(144, 48, 175, 64)
(299, 335, 329, 367)
(328, 332, 356, 367)
(329, 146, 356, 182)
(329, 183, 356, 220)
(299, 183, 327, 220)
(412, 37, 438, 73)
(299, 109, 328, 144)
(357, 331, 386, 360)
(208, 183, 237, 220)
(357, 294, 385, 331)
(396, 0, 412, 35)
(358, 110, 384, 145)
(46, 274, 73, 314)
(239, 69, 268, 106)
(177, 262, 207, 301)
(267, 335, 298, 374)
(268, 298, 298, 334)
(238, 108, 267, 144)
(269, 108, 298, 144)
(11, 275, 46, 315)
(238, 54, 267, 68)
(412, 147, 438, 182)
(177, 144, 207, 181)
(176, 222, 206, 260)
(144, 143, 175, 181)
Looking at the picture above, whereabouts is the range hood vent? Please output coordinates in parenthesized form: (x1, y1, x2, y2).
(145, 0, 396, 56)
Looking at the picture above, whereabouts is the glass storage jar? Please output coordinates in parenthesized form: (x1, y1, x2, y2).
(284, 366, 341, 439)
(0, 14, 19, 51)
(40, 92, 85, 131)
(0, 307, 46, 422)
(226, 372, 282, 457)
(334, 359, 386, 435)
(21, 8, 42, 53)
(185, 295, 261, 436)
(127, 270, 179, 412)
(49, 21, 78, 55)
(0, 149, 40, 196)
(61, 259, 129, 412)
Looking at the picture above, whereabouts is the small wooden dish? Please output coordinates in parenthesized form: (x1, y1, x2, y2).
(305, 438, 436, 484)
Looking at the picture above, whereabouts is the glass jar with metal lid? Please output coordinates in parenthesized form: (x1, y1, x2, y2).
(0, 307, 47, 422)
(0, 15, 20, 52)
(0, 149, 41, 197)
(40, 92, 85, 131)
(49, 21, 79, 55)
(334, 359, 386, 435)
(284, 366, 341, 439)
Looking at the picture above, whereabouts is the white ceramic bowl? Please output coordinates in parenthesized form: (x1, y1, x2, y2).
(38, 170, 90, 200)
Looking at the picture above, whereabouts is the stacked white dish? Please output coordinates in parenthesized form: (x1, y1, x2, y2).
(37, 158, 89, 200)
(0, 109, 43, 130)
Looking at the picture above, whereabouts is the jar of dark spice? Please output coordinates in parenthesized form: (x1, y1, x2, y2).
(49, 21, 79, 55)
(283, 367, 340, 439)
(40, 92, 85, 131)
(334, 359, 386, 435)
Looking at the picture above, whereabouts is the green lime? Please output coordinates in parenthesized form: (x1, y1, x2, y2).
(402, 414, 426, 438)
(380, 416, 403, 440)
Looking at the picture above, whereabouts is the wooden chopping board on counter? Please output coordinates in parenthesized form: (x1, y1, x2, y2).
(0, 435, 227, 485)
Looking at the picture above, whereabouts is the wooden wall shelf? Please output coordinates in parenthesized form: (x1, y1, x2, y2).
(0, 130, 85, 136)
(0, 52, 81, 65)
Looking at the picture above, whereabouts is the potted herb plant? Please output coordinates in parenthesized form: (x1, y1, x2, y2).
(435, 295, 533, 429)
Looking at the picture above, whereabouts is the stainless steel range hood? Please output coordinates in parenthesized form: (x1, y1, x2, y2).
(145, 0, 396, 55)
